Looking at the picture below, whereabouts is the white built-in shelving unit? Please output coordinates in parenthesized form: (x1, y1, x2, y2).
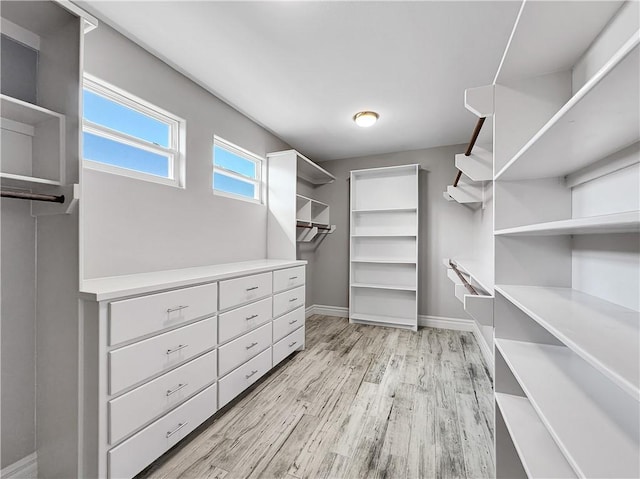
(267, 149, 336, 256)
(349, 164, 419, 331)
(491, 2, 640, 477)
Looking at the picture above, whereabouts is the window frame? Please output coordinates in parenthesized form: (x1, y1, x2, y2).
(213, 136, 264, 204)
(82, 74, 186, 188)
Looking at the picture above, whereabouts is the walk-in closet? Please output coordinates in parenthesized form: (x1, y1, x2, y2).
(1, 1, 638, 478)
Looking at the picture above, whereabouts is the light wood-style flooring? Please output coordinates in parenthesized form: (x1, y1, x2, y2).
(138, 315, 494, 479)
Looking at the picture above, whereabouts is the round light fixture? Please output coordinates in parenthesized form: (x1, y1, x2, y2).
(353, 111, 379, 128)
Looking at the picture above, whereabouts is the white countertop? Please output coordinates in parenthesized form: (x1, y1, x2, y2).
(80, 259, 307, 301)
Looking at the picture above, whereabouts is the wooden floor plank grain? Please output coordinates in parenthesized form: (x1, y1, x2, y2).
(137, 315, 494, 479)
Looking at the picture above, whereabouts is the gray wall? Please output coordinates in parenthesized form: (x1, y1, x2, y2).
(82, 23, 290, 279)
(310, 146, 476, 319)
(1, 200, 36, 468)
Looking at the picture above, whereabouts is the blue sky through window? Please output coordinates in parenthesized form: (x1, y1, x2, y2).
(83, 89, 170, 147)
(214, 145, 257, 179)
(83, 132, 169, 177)
(213, 172, 255, 198)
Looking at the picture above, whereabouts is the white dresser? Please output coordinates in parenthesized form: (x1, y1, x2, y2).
(79, 259, 306, 478)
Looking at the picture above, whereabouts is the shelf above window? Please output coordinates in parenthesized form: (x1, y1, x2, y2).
(496, 285, 639, 400)
(268, 149, 335, 185)
(496, 393, 577, 479)
(496, 35, 640, 181)
(496, 339, 639, 479)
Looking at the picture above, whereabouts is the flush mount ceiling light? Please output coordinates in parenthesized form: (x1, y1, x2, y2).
(353, 111, 379, 127)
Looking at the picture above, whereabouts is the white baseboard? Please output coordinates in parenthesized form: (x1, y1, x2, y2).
(306, 305, 494, 369)
(1, 453, 37, 479)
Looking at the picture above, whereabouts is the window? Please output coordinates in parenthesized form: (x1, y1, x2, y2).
(213, 136, 263, 203)
(82, 74, 185, 187)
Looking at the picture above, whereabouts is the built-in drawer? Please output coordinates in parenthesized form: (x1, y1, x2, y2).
(218, 297, 272, 344)
(273, 266, 305, 293)
(273, 306, 305, 342)
(108, 383, 217, 479)
(273, 326, 305, 367)
(109, 283, 218, 346)
(273, 286, 305, 318)
(218, 322, 272, 376)
(108, 350, 217, 445)
(109, 317, 217, 395)
(218, 348, 271, 408)
(219, 272, 272, 311)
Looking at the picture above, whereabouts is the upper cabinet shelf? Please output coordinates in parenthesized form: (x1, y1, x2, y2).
(1, 94, 66, 187)
(268, 149, 335, 186)
(496, 34, 639, 181)
(495, 1, 623, 85)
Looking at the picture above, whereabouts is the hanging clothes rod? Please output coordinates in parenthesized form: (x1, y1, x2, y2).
(1, 190, 65, 203)
(296, 221, 332, 231)
(453, 116, 486, 187)
(449, 260, 479, 295)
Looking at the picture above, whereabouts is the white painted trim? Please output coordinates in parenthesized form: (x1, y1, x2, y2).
(306, 304, 348, 318)
(1, 452, 38, 479)
(418, 314, 475, 331)
(472, 322, 495, 371)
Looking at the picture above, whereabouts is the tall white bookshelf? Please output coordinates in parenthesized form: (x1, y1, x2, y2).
(349, 164, 419, 331)
(490, 2, 640, 478)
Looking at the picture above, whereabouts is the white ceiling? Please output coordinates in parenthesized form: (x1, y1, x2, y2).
(80, 1, 521, 161)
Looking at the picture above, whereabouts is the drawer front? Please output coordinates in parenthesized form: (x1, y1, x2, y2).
(219, 348, 271, 408)
(109, 350, 217, 445)
(273, 266, 305, 293)
(108, 383, 217, 479)
(109, 317, 217, 395)
(109, 283, 218, 346)
(218, 323, 272, 376)
(273, 286, 305, 318)
(219, 272, 272, 310)
(273, 306, 305, 342)
(273, 326, 305, 367)
(218, 297, 272, 344)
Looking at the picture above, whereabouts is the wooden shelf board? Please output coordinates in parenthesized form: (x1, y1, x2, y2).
(496, 339, 640, 478)
(1, 94, 64, 125)
(352, 207, 417, 213)
(495, 211, 640, 236)
(448, 258, 494, 295)
(495, 393, 577, 479)
(496, 285, 640, 400)
(351, 283, 416, 292)
(351, 258, 417, 264)
(0, 173, 61, 187)
(351, 233, 416, 238)
(496, 35, 640, 181)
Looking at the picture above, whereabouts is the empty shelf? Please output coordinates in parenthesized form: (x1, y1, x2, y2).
(352, 207, 417, 213)
(447, 258, 494, 295)
(495, 211, 640, 236)
(350, 313, 415, 329)
(351, 258, 417, 264)
(351, 234, 416, 238)
(496, 35, 640, 180)
(496, 339, 640, 478)
(495, 393, 577, 478)
(351, 283, 416, 292)
(0, 173, 62, 187)
(496, 285, 640, 400)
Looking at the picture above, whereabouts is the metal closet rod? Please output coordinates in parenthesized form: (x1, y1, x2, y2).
(296, 222, 332, 231)
(453, 116, 486, 188)
(1, 190, 65, 203)
(449, 260, 479, 296)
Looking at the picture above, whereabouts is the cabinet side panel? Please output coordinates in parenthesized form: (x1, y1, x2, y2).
(267, 154, 296, 260)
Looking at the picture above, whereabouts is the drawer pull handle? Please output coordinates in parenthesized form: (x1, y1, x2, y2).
(289, 298, 298, 302)
(289, 341, 297, 348)
(167, 305, 189, 313)
(246, 342, 259, 350)
(289, 276, 298, 280)
(245, 369, 258, 379)
(166, 383, 189, 397)
(246, 286, 259, 291)
(289, 319, 298, 325)
(166, 344, 188, 355)
(245, 314, 259, 320)
(166, 421, 189, 439)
